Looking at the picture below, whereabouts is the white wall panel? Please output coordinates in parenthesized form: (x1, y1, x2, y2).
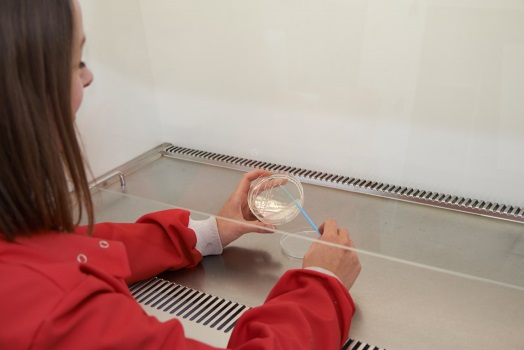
(138, 0, 524, 206)
(79, 0, 524, 206)
(76, 0, 163, 177)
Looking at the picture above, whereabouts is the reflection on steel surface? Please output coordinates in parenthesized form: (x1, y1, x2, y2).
(162, 144, 524, 224)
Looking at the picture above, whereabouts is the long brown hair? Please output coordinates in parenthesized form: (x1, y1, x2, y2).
(0, 0, 94, 240)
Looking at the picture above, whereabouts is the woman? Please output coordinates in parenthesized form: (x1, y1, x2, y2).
(0, 0, 361, 349)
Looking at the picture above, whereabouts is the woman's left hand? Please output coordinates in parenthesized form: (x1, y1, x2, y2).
(216, 169, 275, 247)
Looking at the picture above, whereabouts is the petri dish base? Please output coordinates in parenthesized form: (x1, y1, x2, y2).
(280, 229, 319, 259)
(248, 174, 304, 226)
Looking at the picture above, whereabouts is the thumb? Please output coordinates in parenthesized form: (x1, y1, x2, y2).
(249, 221, 276, 234)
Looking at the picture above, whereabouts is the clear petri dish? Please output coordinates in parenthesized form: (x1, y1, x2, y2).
(280, 228, 319, 259)
(248, 173, 304, 226)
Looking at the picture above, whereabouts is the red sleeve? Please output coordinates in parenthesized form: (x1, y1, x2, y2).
(77, 209, 203, 284)
(31, 275, 221, 350)
(31, 270, 353, 350)
(228, 269, 355, 349)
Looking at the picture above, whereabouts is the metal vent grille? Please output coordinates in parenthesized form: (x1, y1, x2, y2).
(162, 144, 524, 224)
(129, 277, 247, 333)
(130, 277, 386, 350)
(342, 338, 386, 350)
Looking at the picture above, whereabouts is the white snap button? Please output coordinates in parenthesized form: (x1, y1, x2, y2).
(77, 254, 88, 264)
(99, 240, 109, 249)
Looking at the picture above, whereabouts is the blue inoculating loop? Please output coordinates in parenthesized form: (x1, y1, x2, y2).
(279, 185, 320, 235)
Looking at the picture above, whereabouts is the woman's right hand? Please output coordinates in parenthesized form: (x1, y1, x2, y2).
(302, 219, 361, 290)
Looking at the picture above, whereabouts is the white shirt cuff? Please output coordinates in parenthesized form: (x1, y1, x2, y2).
(188, 216, 223, 256)
(305, 266, 342, 284)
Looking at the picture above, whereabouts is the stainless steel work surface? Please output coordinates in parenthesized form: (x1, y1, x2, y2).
(92, 154, 524, 350)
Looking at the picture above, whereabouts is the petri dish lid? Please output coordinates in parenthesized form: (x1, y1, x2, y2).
(248, 173, 304, 226)
(280, 228, 319, 259)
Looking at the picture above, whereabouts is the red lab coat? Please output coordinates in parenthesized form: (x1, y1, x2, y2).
(0, 209, 354, 349)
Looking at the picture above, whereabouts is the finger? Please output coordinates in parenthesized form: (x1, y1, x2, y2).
(343, 229, 356, 248)
(259, 177, 288, 191)
(236, 170, 273, 195)
(244, 170, 272, 182)
(337, 227, 352, 245)
(338, 227, 350, 239)
(320, 219, 338, 237)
